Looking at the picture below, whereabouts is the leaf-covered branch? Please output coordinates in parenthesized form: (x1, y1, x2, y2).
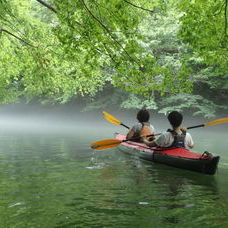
(123, 0, 153, 13)
(0, 27, 34, 47)
(35, 0, 57, 13)
(80, 0, 139, 64)
(224, 0, 228, 37)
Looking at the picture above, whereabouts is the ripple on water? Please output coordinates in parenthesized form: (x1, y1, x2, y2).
(85, 162, 107, 169)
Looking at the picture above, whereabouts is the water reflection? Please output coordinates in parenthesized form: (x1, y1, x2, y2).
(111, 152, 221, 226)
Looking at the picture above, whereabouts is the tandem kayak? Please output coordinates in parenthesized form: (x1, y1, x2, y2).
(116, 134, 220, 175)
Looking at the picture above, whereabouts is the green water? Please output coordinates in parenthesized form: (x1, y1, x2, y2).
(0, 125, 228, 228)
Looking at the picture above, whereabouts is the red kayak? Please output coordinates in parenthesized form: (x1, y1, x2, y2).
(116, 134, 220, 175)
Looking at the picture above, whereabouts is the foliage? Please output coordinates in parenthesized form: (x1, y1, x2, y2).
(0, 0, 227, 118)
(0, 0, 194, 105)
(52, 0, 187, 95)
(82, 86, 127, 111)
(120, 93, 157, 110)
(158, 93, 225, 118)
(83, 2, 228, 118)
(0, 0, 108, 103)
(178, 0, 228, 72)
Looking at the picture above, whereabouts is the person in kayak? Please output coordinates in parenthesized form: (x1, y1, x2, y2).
(126, 108, 155, 142)
(143, 111, 194, 148)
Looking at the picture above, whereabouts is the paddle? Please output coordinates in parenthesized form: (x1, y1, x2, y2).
(90, 117, 228, 151)
(102, 111, 130, 129)
(187, 117, 228, 129)
(90, 132, 161, 151)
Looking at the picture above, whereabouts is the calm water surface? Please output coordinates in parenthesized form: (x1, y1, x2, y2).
(0, 123, 228, 228)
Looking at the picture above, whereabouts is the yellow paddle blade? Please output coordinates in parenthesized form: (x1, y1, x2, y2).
(90, 139, 122, 151)
(102, 111, 122, 125)
(204, 117, 228, 127)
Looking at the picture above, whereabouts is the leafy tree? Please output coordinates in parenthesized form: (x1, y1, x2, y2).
(0, 0, 227, 118)
(0, 0, 194, 105)
(178, 0, 228, 72)
(83, 1, 228, 117)
(0, 0, 108, 103)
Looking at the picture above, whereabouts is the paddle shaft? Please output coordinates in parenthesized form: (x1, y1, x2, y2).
(123, 124, 207, 143)
(122, 123, 205, 131)
(106, 124, 203, 149)
(124, 133, 161, 142)
(124, 122, 217, 143)
(103, 111, 228, 131)
(120, 123, 130, 129)
(187, 124, 204, 130)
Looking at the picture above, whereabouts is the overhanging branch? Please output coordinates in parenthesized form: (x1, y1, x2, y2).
(224, 0, 228, 37)
(123, 0, 153, 13)
(35, 0, 82, 26)
(0, 27, 35, 47)
(35, 0, 57, 13)
(80, 0, 139, 65)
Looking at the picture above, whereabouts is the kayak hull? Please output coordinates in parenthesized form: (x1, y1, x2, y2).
(116, 134, 220, 175)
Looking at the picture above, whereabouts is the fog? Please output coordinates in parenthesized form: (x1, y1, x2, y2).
(0, 103, 227, 164)
(0, 104, 102, 135)
(0, 104, 227, 136)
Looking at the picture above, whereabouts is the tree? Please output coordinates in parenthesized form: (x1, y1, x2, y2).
(0, 0, 193, 104)
(83, 2, 228, 117)
(0, 0, 227, 118)
(178, 0, 228, 72)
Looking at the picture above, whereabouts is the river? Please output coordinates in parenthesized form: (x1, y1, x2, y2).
(0, 110, 227, 227)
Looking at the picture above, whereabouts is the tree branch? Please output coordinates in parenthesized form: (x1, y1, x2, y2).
(35, 0, 82, 26)
(224, 0, 228, 37)
(80, 0, 139, 64)
(35, 0, 57, 13)
(0, 27, 35, 47)
(211, 1, 226, 16)
(123, 0, 153, 13)
(102, 43, 119, 66)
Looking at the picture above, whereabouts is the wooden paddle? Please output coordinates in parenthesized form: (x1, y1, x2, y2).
(102, 111, 130, 129)
(90, 117, 228, 151)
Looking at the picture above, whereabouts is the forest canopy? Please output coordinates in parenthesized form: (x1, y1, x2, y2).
(0, 0, 227, 117)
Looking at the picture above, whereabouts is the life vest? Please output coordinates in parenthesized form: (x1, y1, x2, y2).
(132, 122, 154, 142)
(167, 129, 186, 148)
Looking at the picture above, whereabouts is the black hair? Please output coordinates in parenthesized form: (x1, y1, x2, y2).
(168, 111, 183, 128)
(137, 109, 150, 122)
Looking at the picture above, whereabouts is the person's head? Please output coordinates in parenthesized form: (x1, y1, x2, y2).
(137, 109, 150, 122)
(168, 111, 183, 128)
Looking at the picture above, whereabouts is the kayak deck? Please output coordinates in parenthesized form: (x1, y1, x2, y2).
(116, 134, 220, 175)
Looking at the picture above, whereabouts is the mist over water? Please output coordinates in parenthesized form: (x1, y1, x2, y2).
(0, 104, 106, 135)
(0, 103, 227, 134)
(1, 103, 227, 164)
(0, 104, 227, 156)
(0, 104, 227, 154)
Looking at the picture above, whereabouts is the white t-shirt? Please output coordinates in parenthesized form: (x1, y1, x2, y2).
(132, 122, 155, 133)
(154, 131, 194, 148)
